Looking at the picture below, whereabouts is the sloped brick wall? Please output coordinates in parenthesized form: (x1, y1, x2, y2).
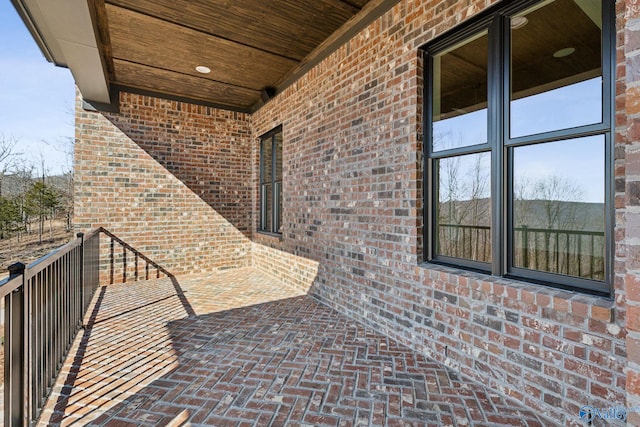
(75, 92, 253, 276)
(252, 0, 630, 424)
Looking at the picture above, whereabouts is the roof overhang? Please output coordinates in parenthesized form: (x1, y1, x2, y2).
(12, 0, 111, 104)
(12, 0, 401, 112)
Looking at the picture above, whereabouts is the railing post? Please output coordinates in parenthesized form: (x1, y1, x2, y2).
(522, 226, 529, 269)
(5, 262, 26, 427)
(77, 233, 85, 325)
(123, 246, 127, 283)
(110, 238, 115, 285)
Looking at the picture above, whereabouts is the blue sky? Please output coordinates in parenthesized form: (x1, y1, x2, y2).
(0, 1, 75, 175)
(433, 77, 605, 204)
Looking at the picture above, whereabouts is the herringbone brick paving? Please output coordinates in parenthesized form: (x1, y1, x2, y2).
(39, 268, 547, 426)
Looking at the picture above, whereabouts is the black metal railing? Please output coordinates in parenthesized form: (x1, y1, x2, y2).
(438, 223, 605, 279)
(1, 227, 170, 426)
(438, 224, 491, 261)
(514, 225, 605, 280)
(100, 227, 171, 284)
(2, 231, 99, 426)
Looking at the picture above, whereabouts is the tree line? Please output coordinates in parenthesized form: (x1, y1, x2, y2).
(0, 135, 73, 248)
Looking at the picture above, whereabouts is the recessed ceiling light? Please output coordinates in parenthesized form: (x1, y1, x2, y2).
(195, 65, 211, 74)
(510, 16, 528, 29)
(553, 47, 575, 58)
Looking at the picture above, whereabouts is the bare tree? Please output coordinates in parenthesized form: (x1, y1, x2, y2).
(437, 151, 490, 260)
(513, 174, 604, 277)
(13, 161, 35, 240)
(515, 174, 586, 230)
(58, 136, 75, 231)
(0, 134, 21, 196)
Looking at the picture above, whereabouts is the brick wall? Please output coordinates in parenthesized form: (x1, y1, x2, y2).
(251, 241, 318, 294)
(625, 0, 640, 425)
(75, 91, 253, 276)
(74, 0, 638, 423)
(251, 0, 631, 424)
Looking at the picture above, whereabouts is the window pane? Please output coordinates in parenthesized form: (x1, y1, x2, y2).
(512, 136, 605, 280)
(261, 138, 272, 184)
(275, 182, 282, 233)
(510, 0, 602, 138)
(274, 132, 282, 233)
(432, 30, 488, 152)
(275, 132, 282, 182)
(261, 183, 272, 232)
(436, 152, 491, 262)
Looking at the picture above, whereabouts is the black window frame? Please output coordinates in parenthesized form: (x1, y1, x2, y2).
(422, 0, 615, 296)
(259, 125, 283, 235)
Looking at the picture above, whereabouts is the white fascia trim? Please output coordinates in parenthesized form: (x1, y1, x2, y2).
(14, 0, 110, 104)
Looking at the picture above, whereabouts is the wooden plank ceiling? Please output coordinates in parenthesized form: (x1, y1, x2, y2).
(95, 0, 377, 112)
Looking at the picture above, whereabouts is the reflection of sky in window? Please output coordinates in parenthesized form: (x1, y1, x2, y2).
(433, 108, 487, 151)
(514, 135, 604, 203)
(431, 79, 605, 204)
(512, 79, 604, 204)
(511, 78, 602, 138)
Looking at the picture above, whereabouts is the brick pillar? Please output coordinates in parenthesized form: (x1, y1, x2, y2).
(626, 1, 640, 425)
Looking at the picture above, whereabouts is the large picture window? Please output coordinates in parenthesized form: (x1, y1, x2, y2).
(259, 126, 283, 234)
(424, 0, 614, 294)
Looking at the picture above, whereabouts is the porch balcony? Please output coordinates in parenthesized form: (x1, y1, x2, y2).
(0, 229, 549, 426)
(36, 267, 545, 426)
(6, 0, 633, 425)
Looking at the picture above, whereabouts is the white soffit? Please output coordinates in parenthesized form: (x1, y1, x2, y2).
(15, 0, 110, 103)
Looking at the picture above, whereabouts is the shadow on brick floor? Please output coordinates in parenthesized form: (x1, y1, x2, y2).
(39, 268, 547, 426)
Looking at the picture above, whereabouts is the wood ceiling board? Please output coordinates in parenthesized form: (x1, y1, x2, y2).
(344, 0, 371, 7)
(438, 34, 487, 117)
(437, 0, 601, 116)
(106, 4, 298, 91)
(510, 0, 601, 97)
(113, 59, 260, 110)
(106, 0, 365, 61)
(272, 0, 400, 91)
(88, 0, 115, 81)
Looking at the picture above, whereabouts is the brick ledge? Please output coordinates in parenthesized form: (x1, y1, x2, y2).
(420, 262, 615, 323)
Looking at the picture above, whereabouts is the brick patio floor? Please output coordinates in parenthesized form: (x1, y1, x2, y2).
(39, 267, 547, 426)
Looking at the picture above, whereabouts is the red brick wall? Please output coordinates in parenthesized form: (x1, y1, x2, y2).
(252, 0, 630, 424)
(73, 0, 638, 423)
(625, 1, 640, 424)
(75, 91, 253, 275)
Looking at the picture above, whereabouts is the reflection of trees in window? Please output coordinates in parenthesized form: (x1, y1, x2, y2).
(515, 175, 587, 231)
(424, 0, 612, 293)
(513, 175, 604, 280)
(437, 152, 490, 262)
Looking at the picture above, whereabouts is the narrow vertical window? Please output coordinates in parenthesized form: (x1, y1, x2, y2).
(259, 126, 283, 234)
(424, 0, 613, 294)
